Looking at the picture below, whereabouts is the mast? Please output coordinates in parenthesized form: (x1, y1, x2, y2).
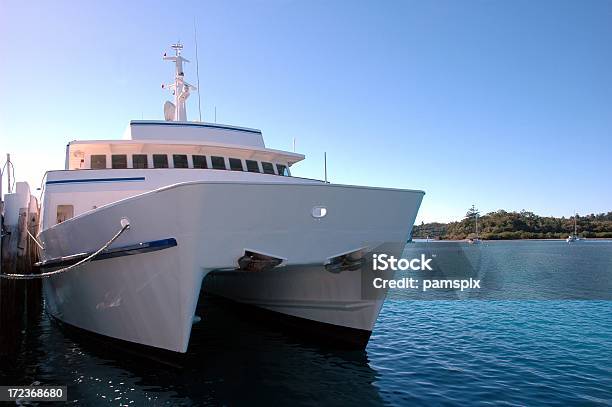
(162, 43, 197, 122)
(469, 204, 479, 239)
(574, 212, 577, 236)
(6, 154, 12, 193)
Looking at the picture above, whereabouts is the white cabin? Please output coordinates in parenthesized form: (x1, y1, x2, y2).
(43, 121, 308, 231)
(66, 120, 303, 174)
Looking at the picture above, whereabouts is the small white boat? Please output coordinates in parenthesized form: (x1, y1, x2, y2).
(566, 212, 584, 243)
(37, 43, 425, 352)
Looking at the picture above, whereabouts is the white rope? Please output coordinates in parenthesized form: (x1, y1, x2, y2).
(0, 221, 130, 280)
(26, 228, 44, 250)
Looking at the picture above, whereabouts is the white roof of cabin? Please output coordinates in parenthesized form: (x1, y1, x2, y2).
(124, 120, 266, 147)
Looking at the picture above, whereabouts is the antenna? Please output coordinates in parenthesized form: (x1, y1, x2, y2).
(6, 154, 12, 193)
(194, 18, 202, 122)
(324, 152, 328, 183)
(293, 137, 296, 152)
(214, 106, 217, 123)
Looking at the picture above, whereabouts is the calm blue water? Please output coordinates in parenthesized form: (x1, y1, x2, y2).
(2, 241, 611, 405)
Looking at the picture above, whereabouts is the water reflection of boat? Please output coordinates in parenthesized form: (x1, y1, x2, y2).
(51, 296, 385, 405)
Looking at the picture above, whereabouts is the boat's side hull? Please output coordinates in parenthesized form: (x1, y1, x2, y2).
(40, 181, 423, 352)
(43, 241, 204, 353)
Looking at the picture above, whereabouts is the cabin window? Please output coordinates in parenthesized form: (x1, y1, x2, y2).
(276, 164, 288, 176)
(229, 158, 243, 171)
(153, 154, 169, 168)
(246, 160, 260, 173)
(193, 155, 207, 169)
(91, 155, 107, 169)
(261, 162, 275, 175)
(56, 205, 74, 224)
(211, 156, 226, 170)
(132, 154, 148, 169)
(112, 154, 128, 169)
(173, 154, 189, 168)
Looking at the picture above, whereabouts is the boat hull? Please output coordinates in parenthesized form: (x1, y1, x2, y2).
(40, 181, 423, 352)
(203, 264, 387, 336)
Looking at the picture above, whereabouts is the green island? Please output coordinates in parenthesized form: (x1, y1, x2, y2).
(413, 209, 612, 240)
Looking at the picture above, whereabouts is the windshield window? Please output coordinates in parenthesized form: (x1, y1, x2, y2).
(211, 156, 226, 170)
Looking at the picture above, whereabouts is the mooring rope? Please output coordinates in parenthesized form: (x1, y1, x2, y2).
(0, 220, 130, 280)
(26, 228, 45, 250)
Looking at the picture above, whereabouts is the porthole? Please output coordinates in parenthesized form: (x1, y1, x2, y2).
(312, 206, 327, 218)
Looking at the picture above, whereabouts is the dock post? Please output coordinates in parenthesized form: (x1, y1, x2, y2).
(0, 181, 41, 362)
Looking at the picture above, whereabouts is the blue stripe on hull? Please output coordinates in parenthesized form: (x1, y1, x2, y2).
(46, 177, 146, 185)
(37, 238, 177, 269)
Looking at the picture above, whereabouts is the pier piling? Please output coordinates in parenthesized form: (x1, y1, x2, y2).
(0, 179, 41, 363)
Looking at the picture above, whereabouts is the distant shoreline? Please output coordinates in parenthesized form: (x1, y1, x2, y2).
(411, 237, 612, 242)
(413, 210, 612, 241)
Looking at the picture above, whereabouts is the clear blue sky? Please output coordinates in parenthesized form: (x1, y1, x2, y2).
(1, 0, 611, 222)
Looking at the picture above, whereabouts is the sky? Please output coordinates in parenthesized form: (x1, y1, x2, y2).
(1, 0, 611, 223)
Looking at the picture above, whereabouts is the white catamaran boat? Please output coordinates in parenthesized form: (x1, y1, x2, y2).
(37, 44, 424, 353)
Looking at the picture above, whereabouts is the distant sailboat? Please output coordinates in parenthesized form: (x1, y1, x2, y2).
(566, 212, 584, 243)
(468, 205, 482, 244)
